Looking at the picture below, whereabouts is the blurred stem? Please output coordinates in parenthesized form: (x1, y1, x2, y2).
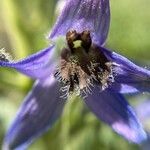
(61, 99, 73, 150)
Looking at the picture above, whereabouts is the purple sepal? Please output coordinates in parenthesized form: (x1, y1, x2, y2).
(0, 46, 56, 79)
(102, 47, 150, 93)
(3, 76, 65, 150)
(50, 0, 110, 46)
(84, 87, 147, 143)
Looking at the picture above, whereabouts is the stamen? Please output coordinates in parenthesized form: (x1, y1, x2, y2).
(54, 30, 117, 99)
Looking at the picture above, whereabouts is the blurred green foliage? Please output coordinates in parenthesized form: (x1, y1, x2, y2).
(0, 0, 149, 149)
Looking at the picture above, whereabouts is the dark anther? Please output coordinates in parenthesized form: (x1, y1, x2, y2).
(60, 48, 70, 61)
(80, 31, 92, 51)
(66, 30, 79, 52)
(66, 30, 92, 53)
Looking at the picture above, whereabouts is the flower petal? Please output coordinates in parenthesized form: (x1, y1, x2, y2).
(0, 46, 56, 79)
(140, 135, 150, 150)
(136, 99, 150, 123)
(84, 88, 147, 143)
(102, 47, 150, 93)
(3, 76, 65, 150)
(50, 0, 110, 46)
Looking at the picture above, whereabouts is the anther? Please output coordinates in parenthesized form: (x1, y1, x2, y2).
(55, 30, 116, 99)
(80, 30, 92, 51)
(66, 30, 79, 51)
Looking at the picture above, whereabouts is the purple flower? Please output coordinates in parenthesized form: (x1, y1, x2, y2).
(1, 0, 150, 149)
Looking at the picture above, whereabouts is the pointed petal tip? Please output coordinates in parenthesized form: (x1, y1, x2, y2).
(2, 141, 28, 150)
(112, 121, 147, 144)
(2, 142, 16, 150)
(85, 89, 147, 144)
(2, 143, 9, 150)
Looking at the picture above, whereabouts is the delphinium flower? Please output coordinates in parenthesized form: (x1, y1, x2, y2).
(0, 0, 150, 149)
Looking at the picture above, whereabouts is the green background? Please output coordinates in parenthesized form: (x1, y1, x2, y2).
(0, 0, 150, 149)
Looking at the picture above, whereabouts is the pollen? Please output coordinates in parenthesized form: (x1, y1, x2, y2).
(73, 40, 82, 48)
(54, 30, 116, 98)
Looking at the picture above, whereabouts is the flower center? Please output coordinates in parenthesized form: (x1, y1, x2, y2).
(54, 30, 115, 98)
